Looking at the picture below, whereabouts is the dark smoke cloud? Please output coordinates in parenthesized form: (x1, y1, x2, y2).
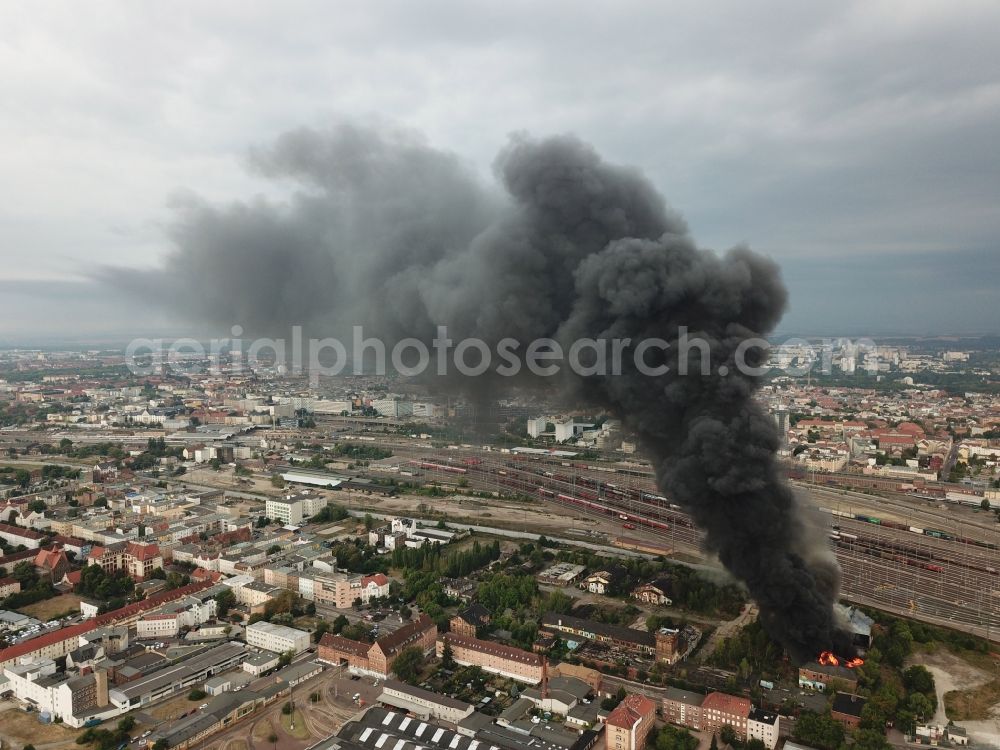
(102, 122, 849, 661)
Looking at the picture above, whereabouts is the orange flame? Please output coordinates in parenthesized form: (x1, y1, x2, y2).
(818, 651, 864, 668)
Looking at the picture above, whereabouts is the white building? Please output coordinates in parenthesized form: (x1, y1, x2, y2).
(265, 490, 327, 525)
(3, 659, 111, 727)
(135, 596, 217, 639)
(747, 708, 780, 749)
(245, 621, 310, 655)
(527, 417, 548, 438)
(243, 650, 281, 676)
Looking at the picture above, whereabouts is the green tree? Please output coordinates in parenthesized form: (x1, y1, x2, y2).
(793, 711, 845, 750)
(719, 726, 736, 747)
(907, 691, 934, 721)
(652, 726, 698, 750)
(117, 717, 136, 733)
(215, 588, 236, 617)
(153, 741, 168, 750)
(441, 639, 456, 670)
(392, 646, 425, 684)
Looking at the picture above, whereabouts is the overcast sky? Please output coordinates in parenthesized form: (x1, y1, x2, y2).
(1, 1, 998, 341)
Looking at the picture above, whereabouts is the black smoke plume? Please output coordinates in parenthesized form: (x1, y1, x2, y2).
(102, 122, 850, 661)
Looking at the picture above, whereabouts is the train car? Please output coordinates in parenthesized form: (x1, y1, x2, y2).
(908, 526, 924, 535)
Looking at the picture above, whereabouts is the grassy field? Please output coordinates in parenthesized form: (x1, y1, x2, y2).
(147, 692, 202, 722)
(0, 707, 79, 744)
(280, 709, 311, 740)
(251, 718, 276, 743)
(19, 594, 81, 621)
(944, 650, 1000, 720)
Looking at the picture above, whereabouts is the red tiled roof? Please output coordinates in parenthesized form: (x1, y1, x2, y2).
(319, 633, 370, 657)
(607, 694, 656, 729)
(126, 541, 160, 561)
(375, 614, 435, 656)
(441, 632, 542, 666)
(0, 621, 97, 665)
(52, 535, 86, 547)
(33, 548, 67, 570)
(361, 573, 389, 587)
(701, 691, 751, 718)
(92, 580, 213, 626)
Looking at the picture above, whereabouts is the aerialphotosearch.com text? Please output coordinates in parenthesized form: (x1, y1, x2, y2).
(124, 326, 877, 385)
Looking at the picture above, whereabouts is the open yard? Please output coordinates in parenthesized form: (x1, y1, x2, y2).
(0, 703, 79, 747)
(908, 646, 1000, 748)
(147, 691, 204, 722)
(19, 594, 81, 621)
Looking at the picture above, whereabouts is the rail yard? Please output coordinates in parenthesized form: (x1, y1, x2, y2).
(344, 435, 999, 643)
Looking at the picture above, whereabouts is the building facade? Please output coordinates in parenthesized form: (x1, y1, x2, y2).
(606, 694, 657, 750)
(436, 633, 544, 684)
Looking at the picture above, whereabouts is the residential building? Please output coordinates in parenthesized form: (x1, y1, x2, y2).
(663, 687, 704, 730)
(632, 579, 673, 606)
(747, 708, 780, 749)
(368, 517, 456, 549)
(3, 659, 111, 727)
(86, 541, 162, 581)
(314, 572, 390, 608)
(264, 491, 328, 526)
(0, 523, 43, 549)
(449, 604, 490, 638)
(135, 595, 216, 639)
(606, 694, 656, 750)
(700, 692, 751, 740)
(0, 577, 21, 598)
(318, 614, 436, 679)
(436, 632, 544, 684)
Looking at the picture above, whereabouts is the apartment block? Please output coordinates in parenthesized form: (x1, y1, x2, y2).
(436, 633, 543, 684)
(606, 694, 657, 750)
